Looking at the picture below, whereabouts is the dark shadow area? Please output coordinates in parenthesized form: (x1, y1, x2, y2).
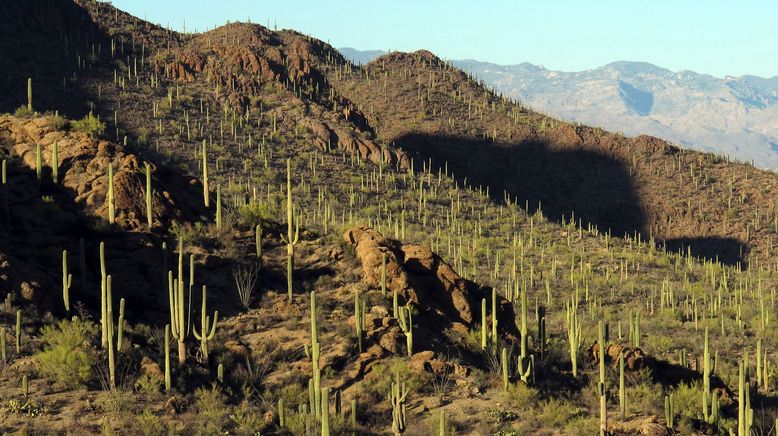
(664, 237, 747, 268)
(0, 0, 109, 116)
(396, 132, 646, 239)
(395, 132, 747, 266)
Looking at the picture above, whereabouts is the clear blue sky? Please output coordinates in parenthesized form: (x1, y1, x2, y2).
(112, 0, 778, 78)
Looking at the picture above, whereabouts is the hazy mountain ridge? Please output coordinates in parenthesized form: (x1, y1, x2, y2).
(339, 48, 778, 169)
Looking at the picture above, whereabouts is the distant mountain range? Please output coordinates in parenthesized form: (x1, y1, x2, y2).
(340, 48, 778, 169)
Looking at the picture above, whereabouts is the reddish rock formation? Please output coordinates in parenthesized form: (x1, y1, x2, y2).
(0, 115, 202, 231)
(343, 226, 517, 337)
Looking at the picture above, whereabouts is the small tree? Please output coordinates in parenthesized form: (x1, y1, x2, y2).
(36, 318, 98, 388)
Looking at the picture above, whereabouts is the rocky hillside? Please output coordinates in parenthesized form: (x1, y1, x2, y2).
(339, 49, 778, 170)
(329, 50, 778, 266)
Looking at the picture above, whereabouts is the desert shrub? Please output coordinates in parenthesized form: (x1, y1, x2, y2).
(134, 373, 162, 398)
(626, 380, 662, 415)
(13, 105, 33, 117)
(194, 385, 228, 434)
(278, 379, 308, 407)
(48, 113, 67, 130)
(71, 112, 106, 138)
(36, 317, 98, 388)
(671, 382, 703, 419)
(563, 416, 600, 435)
(537, 398, 584, 428)
(229, 399, 264, 435)
(500, 383, 539, 410)
(137, 127, 149, 145)
(135, 409, 165, 436)
(358, 358, 429, 404)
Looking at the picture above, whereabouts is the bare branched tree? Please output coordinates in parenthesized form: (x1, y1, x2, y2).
(234, 262, 260, 310)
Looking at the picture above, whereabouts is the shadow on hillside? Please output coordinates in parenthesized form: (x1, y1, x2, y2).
(396, 132, 646, 237)
(394, 132, 746, 266)
(0, 146, 220, 329)
(664, 237, 747, 267)
(0, 0, 107, 116)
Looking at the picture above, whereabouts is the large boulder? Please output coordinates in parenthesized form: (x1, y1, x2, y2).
(344, 227, 517, 337)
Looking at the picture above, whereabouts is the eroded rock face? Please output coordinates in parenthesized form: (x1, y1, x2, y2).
(589, 342, 646, 370)
(304, 119, 409, 170)
(0, 115, 201, 231)
(343, 226, 517, 336)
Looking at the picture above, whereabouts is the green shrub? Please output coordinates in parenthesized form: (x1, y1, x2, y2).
(13, 105, 33, 117)
(36, 318, 98, 388)
(358, 358, 428, 404)
(136, 409, 165, 436)
(537, 398, 583, 428)
(229, 400, 264, 435)
(71, 112, 106, 138)
(194, 385, 228, 434)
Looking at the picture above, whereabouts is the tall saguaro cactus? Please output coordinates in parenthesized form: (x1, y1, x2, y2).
(62, 250, 72, 313)
(168, 237, 191, 365)
(398, 306, 413, 357)
(145, 163, 152, 228)
(305, 291, 322, 416)
(354, 290, 366, 352)
(27, 78, 32, 112)
(51, 142, 59, 184)
(566, 298, 582, 377)
(202, 139, 209, 207)
(281, 159, 300, 303)
(193, 285, 218, 360)
(390, 372, 409, 435)
(104, 275, 125, 390)
(107, 162, 115, 224)
(517, 283, 533, 384)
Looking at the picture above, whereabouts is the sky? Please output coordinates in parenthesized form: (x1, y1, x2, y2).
(111, 0, 778, 78)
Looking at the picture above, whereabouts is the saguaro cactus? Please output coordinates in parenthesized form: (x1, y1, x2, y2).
(193, 285, 218, 360)
(15, 310, 21, 354)
(100, 242, 108, 348)
(354, 290, 366, 352)
(1, 326, 6, 363)
(702, 327, 718, 423)
(27, 78, 32, 112)
(390, 372, 409, 435)
(145, 163, 152, 228)
(305, 291, 322, 417)
(566, 298, 582, 377)
(202, 139, 209, 207)
(35, 144, 42, 180)
(164, 324, 171, 393)
(398, 306, 413, 357)
(619, 351, 626, 419)
(51, 142, 59, 184)
(168, 237, 192, 365)
(281, 159, 300, 303)
(62, 250, 72, 313)
(517, 283, 533, 384)
(321, 387, 331, 436)
(107, 162, 115, 224)
(598, 321, 607, 436)
(104, 275, 125, 390)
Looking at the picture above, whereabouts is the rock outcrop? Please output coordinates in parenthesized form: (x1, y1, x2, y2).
(0, 115, 203, 231)
(343, 226, 518, 337)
